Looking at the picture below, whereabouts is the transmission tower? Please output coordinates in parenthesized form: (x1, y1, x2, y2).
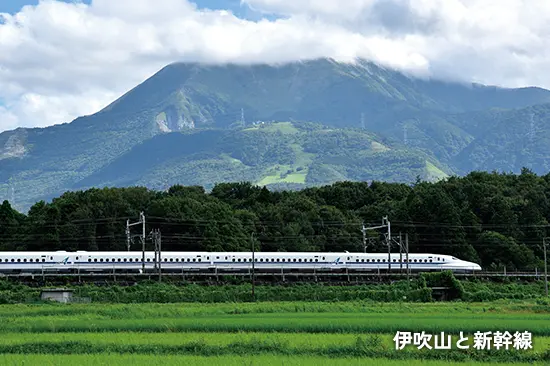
(241, 108, 245, 126)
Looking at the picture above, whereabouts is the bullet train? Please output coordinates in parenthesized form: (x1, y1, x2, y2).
(0, 251, 481, 273)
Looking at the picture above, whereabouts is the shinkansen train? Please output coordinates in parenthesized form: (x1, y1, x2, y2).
(0, 251, 481, 273)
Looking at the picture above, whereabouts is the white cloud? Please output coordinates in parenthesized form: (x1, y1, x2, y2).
(1, 0, 550, 132)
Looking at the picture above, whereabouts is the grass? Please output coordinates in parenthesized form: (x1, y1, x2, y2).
(425, 160, 448, 181)
(0, 332, 548, 351)
(1, 354, 545, 366)
(1, 301, 549, 364)
(257, 165, 307, 185)
(2, 301, 549, 318)
(0, 302, 549, 336)
(1, 312, 548, 335)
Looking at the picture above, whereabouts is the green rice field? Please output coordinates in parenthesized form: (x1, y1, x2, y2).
(0, 301, 548, 365)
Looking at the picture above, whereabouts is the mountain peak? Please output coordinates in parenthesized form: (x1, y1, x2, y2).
(2, 58, 550, 211)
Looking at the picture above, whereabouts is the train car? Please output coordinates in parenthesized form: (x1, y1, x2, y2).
(0, 250, 481, 274)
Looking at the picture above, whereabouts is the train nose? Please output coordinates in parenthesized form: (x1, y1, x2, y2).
(470, 262, 482, 271)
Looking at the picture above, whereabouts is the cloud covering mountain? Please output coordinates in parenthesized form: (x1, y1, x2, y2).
(1, 0, 550, 132)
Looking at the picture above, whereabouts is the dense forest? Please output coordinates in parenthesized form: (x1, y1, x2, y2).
(1, 169, 550, 271)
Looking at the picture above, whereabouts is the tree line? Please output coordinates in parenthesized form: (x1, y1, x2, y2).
(1, 168, 549, 271)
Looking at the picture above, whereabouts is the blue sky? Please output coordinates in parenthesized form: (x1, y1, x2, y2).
(0, 0, 89, 14)
(0, 0, 267, 19)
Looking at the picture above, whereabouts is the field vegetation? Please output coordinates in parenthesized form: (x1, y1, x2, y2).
(0, 301, 548, 364)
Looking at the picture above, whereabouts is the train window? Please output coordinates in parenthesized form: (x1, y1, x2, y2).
(392, 259, 396, 262)
(170, 258, 173, 262)
(425, 259, 428, 263)
(238, 259, 241, 262)
(207, 257, 209, 260)
(356, 259, 359, 262)
(192, 259, 196, 262)
(442, 258, 445, 261)
(123, 258, 127, 262)
(94, 259, 97, 262)
(198, 259, 201, 262)
(259, 258, 263, 262)
(282, 259, 285, 262)
(11, 259, 14, 262)
(117, 259, 121, 262)
(129, 258, 133, 262)
(29, 259, 33, 262)
(23, 259, 27, 262)
(42, 259, 45, 262)
(187, 258, 190, 262)
(225, 257, 228, 260)
(322, 257, 325, 260)
(50, 257, 53, 260)
(101, 259, 105, 262)
(88, 259, 91, 262)
(429, 259, 432, 262)
(361, 259, 364, 262)
(216, 256, 220, 260)
(135, 259, 139, 262)
(315, 259, 318, 262)
(232, 258, 236, 262)
(76, 257, 79, 260)
(175, 258, 179, 262)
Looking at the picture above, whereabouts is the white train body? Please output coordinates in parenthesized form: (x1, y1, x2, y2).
(0, 251, 481, 273)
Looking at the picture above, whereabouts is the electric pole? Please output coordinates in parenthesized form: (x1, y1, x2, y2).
(382, 216, 391, 272)
(361, 219, 389, 253)
(127, 212, 146, 273)
(406, 233, 410, 282)
(361, 223, 367, 253)
(544, 237, 549, 297)
(399, 232, 403, 273)
(150, 229, 162, 282)
(251, 232, 255, 302)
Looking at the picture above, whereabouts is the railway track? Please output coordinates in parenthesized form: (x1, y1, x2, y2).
(0, 269, 544, 282)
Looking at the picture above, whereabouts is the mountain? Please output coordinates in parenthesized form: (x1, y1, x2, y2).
(73, 121, 447, 192)
(1, 58, 550, 211)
